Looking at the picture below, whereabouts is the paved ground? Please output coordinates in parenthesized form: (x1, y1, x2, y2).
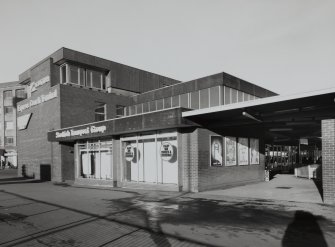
(199, 174, 323, 204)
(0, 169, 335, 247)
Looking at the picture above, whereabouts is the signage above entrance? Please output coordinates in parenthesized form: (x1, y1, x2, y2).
(55, 125, 107, 139)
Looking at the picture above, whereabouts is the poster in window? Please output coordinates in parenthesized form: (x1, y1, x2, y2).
(250, 138, 260, 165)
(225, 137, 237, 166)
(210, 136, 223, 166)
(238, 137, 249, 166)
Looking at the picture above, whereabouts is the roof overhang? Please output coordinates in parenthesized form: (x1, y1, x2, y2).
(183, 87, 335, 145)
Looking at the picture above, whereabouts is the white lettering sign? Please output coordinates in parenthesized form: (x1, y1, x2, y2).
(55, 125, 107, 139)
(29, 76, 50, 93)
(18, 89, 58, 112)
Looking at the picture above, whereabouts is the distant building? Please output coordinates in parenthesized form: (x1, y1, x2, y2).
(0, 81, 27, 167)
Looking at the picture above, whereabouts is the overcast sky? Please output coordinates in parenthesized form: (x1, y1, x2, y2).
(1, 0, 334, 94)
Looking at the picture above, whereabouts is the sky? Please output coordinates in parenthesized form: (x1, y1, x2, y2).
(0, 0, 334, 95)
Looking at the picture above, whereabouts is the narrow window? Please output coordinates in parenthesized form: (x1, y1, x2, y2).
(95, 103, 106, 121)
(116, 105, 125, 118)
(5, 137, 14, 146)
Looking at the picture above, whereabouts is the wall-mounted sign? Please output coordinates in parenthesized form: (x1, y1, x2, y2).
(160, 142, 174, 161)
(238, 138, 249, 166)
(17, 113, 32, 130)
(29, 75, 50, 93)
(210, 136, 223, 166)
(18, 89, 57, 112)
(225, 136, 237, 166)
(125, 145, 135, 161)
(55, 125, 107, 139)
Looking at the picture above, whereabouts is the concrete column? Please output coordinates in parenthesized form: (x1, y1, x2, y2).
(322, 119, 335, 204)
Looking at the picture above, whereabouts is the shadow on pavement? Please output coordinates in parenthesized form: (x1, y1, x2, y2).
(282, 210, 328, 247)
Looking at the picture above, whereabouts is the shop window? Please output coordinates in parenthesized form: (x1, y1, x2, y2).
(200, 88, 209, 109)
(95, 103, 106, 121)
(149, 101, 156, 112)
(4, 106, 13, 115)
(210, 86, 220, 107)
(143, 102, 149, 113)
(5, 136, 14, 146)
(172, 95, 179, 108)
(164, 97, 172, 109)
(5, 121, 13, 130)
(180, 93, 189, 108)
(116, 105, 125, 118)
(190, 91, 199, 109)
(224, 87, 231, 104)
(156, 99, 164, 110)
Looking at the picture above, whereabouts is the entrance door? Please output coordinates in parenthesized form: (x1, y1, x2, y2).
(159, 139, 178, 184)
(100, 150, 112, 179)
(143, 140, 157, 183)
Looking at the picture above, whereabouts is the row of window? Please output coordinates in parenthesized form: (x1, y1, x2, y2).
(124, 86, 259, 116)
(61, 64, 107, 91)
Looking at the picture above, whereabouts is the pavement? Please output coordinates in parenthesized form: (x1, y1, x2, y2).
(0, 169, 335, 247)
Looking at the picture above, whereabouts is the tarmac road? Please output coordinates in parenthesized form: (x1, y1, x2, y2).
(0, 170, 334, 247)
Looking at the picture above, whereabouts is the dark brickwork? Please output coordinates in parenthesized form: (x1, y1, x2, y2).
(322, 119, 335, 204)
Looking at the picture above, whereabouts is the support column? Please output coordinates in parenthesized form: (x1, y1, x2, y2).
(322, 119, 335, 204)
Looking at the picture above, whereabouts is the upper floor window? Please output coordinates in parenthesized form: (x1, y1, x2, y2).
(16, 89, 27, 102)
(95, 103, 106, 122)
(4, 136, 14, 146)
(116, 105, 125, 118)
(5, 121, 13, 130)
(60, 63, 106, 91)
(4, 91, 13, 105)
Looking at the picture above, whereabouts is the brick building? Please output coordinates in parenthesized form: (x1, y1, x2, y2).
(14, 47, 335, 203)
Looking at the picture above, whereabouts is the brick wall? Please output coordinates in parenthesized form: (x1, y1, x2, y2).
(322, 119, 335, 204)
(180, 128, 199, 192)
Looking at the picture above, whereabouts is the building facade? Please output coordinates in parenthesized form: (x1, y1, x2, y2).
(12, 47, 335, 203)
(0, 81, 27, 167)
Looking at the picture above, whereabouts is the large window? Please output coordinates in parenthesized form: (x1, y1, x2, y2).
(61, 63, 106, 91)
(95, 103, 106, 122)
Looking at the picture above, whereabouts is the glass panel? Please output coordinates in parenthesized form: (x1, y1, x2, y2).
(150, 101, 156, 111)
(101, 75, 106, 90)
(172, 95, 179, 107)
(92, 70, 102, 89)
(190, 91, 199, 109)
(61, 65, 67, 83)
(143, 102, 149, 113)
(238, 91, 243, 102)
(16, 89, 27, 99)
(224, 87, 231, 104)
(86, 70, 92, 87)
(129, 105, 136, 115)
(69, 65, 79, 84)
(5, 121, 13, 130)
(231, 88, 237, 103)
(210, 86, 220, 107)
(79, 68, 85, 86)
(5, 137, 14, 145)
(200, 88, 209, 109)
(116, 105, 125, 117)
(180, 93, 189, 108)
(136, 104, 142, 114)
(4, 106, 13, 114)
(4, 91, 12, 99)
(244, 93, 250, 101)
(164, 97, 172, 109)
(156, 99, 164, 110)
